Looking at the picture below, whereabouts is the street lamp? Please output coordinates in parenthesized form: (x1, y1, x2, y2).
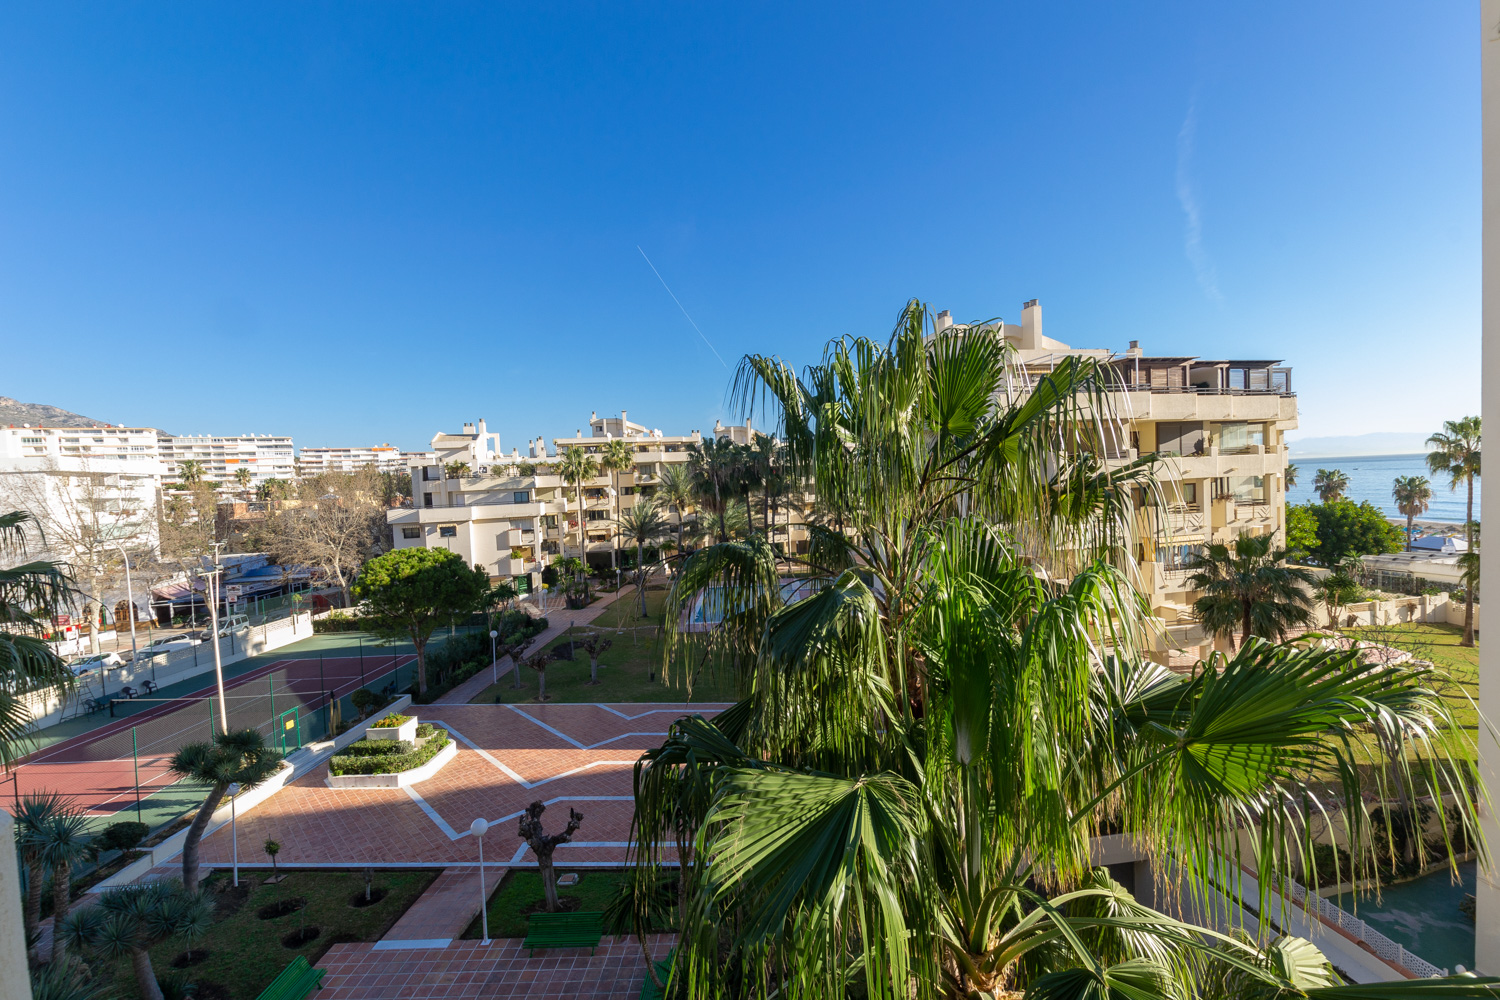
(469, 818, 491, 945)
(228, 782, 241, 887)
(111, 541, 139, 665)
(489, 630, 499, 685)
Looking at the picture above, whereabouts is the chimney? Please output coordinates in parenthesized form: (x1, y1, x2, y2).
(620, 409, 627, 427)
(591, 411, 597, 422)
(1126, 340, 1143, 358)
(935, 309, 953, 333)
(1018, 299, 1042, 351)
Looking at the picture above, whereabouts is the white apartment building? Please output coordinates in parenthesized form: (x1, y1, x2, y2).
(297, 444, 432, 476)
(157, 433, 295, 484)
(938, 300, 1299, 659)
(0, 423, 165, 623)
(387, 412, 801, 591)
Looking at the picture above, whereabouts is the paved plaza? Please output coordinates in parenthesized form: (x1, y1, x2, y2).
(195, 701, 730, 869)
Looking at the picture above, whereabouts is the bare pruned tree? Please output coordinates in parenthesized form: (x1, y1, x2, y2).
(516, 800, 583, 912)
(262, 470, 388, 606)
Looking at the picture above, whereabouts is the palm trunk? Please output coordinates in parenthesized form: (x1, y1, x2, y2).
(538, 668, 547, 701)
(132, 946, 166, 1000)
(1406, 512, 1414, 551)
(24, 857, 44, 944)
(1241, 599, 1253, 648)
(50, 857, 72, 964)
(1463, 476, 1475, 646)
(638, 539, 648, 616)
(413, 636, 429, 695)
(182, 783, 230, 893)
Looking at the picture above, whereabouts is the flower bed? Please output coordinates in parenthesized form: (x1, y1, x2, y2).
(329, 728, 449, 776)
(370, 713, 412, 728)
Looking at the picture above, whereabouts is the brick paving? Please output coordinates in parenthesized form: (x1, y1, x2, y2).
(316, 936, 674, 999)
(191, 701, 729, 868)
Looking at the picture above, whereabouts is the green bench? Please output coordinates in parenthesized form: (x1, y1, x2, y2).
(522, 910, 605, 956)
(638, 950, 675, 1000)
(256, 955, 324, 1000)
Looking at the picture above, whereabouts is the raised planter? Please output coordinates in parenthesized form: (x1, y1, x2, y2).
(366, 716, 417, 742)
(325, 739, 456, 789)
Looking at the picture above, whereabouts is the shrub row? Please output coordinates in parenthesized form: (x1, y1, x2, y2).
(329, 728, 450, 776)
(340, 739, 415, 757)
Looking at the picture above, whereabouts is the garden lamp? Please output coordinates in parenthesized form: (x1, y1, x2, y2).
(470, 817, 491, 944)
(228, 782, 242, 886)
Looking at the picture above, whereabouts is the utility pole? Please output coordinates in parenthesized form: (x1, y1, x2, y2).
(206, 541, 228, 733)
(112, 542, 139, 664)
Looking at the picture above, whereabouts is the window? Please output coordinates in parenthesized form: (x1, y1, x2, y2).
(586, 510, 607, 521)
(438, 525, 457, 538)
(402, 527, 421, 539)
(1155, 422, 1206, 457)
(1217, 423, 1265, 454)
(1226, 476, 1265, 504)
(423, 493, 433, 508)
(1160, 543, 1203, 570)
(513, 491, 529, 504)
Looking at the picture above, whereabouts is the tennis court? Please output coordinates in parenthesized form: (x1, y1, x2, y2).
(7, 648, 418, 820)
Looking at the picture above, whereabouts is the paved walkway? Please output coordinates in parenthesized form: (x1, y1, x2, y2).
(380, 865, 502, 946)
(191, 701, 730, 869)
(439, 586, 640, 705)
(316, 936, 674, 999)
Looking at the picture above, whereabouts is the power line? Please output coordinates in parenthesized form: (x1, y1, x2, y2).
(636, 246, 727, 368)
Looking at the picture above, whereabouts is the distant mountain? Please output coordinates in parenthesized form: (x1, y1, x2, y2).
(0, 396, 117, 429)
(1285, 432, 1430, 458)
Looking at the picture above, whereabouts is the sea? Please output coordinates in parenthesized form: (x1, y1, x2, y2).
(1285, 453, 1480, 525)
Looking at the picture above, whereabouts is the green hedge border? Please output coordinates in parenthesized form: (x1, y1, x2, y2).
(329, 728, 451, 776)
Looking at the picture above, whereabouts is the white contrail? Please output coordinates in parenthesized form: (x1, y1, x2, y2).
(637, 245, 727, 368)
(1176, 93, 1222, 302)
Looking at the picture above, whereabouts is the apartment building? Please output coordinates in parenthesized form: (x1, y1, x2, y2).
(0, 424, 165, 606)
(297, 444, 432, 476)
(387, 412, 810, 590)
(939, 300, 1298, 656)
(158, 433, 295, 484)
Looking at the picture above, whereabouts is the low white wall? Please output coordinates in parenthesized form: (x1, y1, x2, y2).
(94, 694, 414, 892)
(25, 613, 314, 732)
(326, 738, 456, 789)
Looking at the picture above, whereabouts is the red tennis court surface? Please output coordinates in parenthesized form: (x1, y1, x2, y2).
(7, 653, 416, 816)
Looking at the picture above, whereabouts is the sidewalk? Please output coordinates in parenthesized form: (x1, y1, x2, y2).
(378, 865, 502, 947)
(439, 586, 638, 705)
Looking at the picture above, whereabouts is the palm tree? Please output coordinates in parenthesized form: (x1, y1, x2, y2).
(1428, 416, 1482, 646)
(556, 447, 599, 596)
(657, 464, 696, 560)
(1391, 474, 1432, 550)
(602, 438, 636, 581)
(1284, 462, 1300, 489)
(612, 498, 671, 616)
(174, 459, 205, 486)
(168, 728, 282, 893)
(13, 791, 68, 948)
(0, 511, 77, 768)
(62, 880, 214, 1000)
(623, 301, 1479, 999)
(233, 466, 254, 494)
(687, 436, 745, 543)
(1185, 534, 1317, 647)
(30, 805, 93, 964)
(1312, 467, 1348, 502)
(444, 460, 471, 479)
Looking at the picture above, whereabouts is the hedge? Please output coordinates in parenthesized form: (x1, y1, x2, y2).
(340, 739, 415, 757)
(329, 728, 450, 776)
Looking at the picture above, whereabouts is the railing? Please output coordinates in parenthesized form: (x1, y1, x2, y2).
(1279, 877, 1446, 978)
(415, 496, 546, 510)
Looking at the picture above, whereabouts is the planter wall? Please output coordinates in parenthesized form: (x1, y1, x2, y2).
(325, 739, 457, 789)
(367, 718, 417, 742)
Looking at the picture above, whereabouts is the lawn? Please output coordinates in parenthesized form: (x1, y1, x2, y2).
(460, 869, 631, 938)
(470, 587, 739, 705)
(97, 868, 437, 1000)
(1344, 622, 1480, 731)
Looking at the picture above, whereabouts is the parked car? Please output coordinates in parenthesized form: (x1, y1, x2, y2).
(217, 614, 249, 635)
(67, 651, 125, 675)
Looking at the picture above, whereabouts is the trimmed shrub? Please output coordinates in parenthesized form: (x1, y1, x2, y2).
(415, 723, 435, 738)
(95, 820, 149, 854)
(329, 728, 450, 776)
(339, 739, 414, 757)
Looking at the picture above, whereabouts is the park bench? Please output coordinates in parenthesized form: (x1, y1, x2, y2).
(523, 910, 604, 957)
(255, 955, 324, 1000)
(639, 950, 675, 1000)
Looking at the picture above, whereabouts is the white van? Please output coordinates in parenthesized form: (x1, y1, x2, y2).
(218, 614, 250, 636)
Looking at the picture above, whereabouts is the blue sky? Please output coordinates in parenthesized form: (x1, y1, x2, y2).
(0, 3, 1479, 453)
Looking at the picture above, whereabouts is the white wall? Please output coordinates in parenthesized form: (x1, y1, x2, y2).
(1479, 0, 1500, 974)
